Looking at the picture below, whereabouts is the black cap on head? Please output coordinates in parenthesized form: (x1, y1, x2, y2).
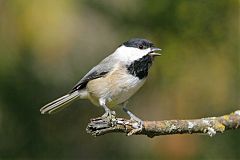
(122, 38, 154, 50)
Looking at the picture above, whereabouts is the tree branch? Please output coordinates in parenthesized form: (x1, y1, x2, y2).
(86, 110, 240, 138)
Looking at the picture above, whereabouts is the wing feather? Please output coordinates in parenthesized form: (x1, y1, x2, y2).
(69, 54, 117, 93)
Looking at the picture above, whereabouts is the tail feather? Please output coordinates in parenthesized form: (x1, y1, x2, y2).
(40, 91, 79, 114)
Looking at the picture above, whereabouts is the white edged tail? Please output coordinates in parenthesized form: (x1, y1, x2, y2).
(40, 91, 79, 114)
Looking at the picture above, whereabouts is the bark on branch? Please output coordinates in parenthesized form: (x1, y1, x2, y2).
(86, 110, 240, 138)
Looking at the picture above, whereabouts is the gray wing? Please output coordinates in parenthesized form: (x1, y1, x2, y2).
(69, 54, 117, 93)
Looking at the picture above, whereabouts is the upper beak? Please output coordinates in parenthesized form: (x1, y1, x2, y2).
(149, 47, 162, 56)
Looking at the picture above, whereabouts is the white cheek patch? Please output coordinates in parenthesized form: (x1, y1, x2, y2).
(113, 46, 150, 63)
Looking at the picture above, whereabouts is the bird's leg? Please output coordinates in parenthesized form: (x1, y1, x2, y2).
(123, 107, 143, 127)
(101, 104, 116, 118)
(122, 102, 143, 135)
(99, 99, 115, 119)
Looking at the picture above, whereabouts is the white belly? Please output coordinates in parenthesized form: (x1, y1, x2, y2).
(108, 74, 146, 106)
(86, 68, 146, 107)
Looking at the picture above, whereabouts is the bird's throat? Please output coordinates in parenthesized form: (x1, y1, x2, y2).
(126, 55, 153, 79)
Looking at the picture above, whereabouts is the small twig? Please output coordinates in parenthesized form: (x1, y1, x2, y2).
(86, 110, 240, 138)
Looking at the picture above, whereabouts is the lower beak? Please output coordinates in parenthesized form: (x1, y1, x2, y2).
(149, 47, 162, 56)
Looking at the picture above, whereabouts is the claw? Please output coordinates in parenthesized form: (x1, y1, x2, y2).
(127, 127, 142, 136)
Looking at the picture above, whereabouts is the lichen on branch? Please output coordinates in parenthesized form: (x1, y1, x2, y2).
(86, 110, 240, 138)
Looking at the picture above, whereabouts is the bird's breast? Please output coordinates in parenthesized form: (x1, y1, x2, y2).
(86, 65, 146, 107)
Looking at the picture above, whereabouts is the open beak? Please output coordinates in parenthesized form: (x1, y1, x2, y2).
(149, 47, 162, 56)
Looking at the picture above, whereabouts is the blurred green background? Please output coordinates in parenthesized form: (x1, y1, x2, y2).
(0, 0, 239, 159)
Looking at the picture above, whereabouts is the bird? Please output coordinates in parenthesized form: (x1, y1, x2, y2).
(40, 38, 161, 128)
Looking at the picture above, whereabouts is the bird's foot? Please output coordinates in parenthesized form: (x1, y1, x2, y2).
(101, 110, 116, 126)
(101, 109, 116, 118)
(127, 117, 143, 136)
(123, 107, 143, 136)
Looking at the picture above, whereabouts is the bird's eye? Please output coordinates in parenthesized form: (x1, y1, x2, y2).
(139, 45, 144, 49)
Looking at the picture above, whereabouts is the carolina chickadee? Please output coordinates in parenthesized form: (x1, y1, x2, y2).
(40, 38, 161, 127)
